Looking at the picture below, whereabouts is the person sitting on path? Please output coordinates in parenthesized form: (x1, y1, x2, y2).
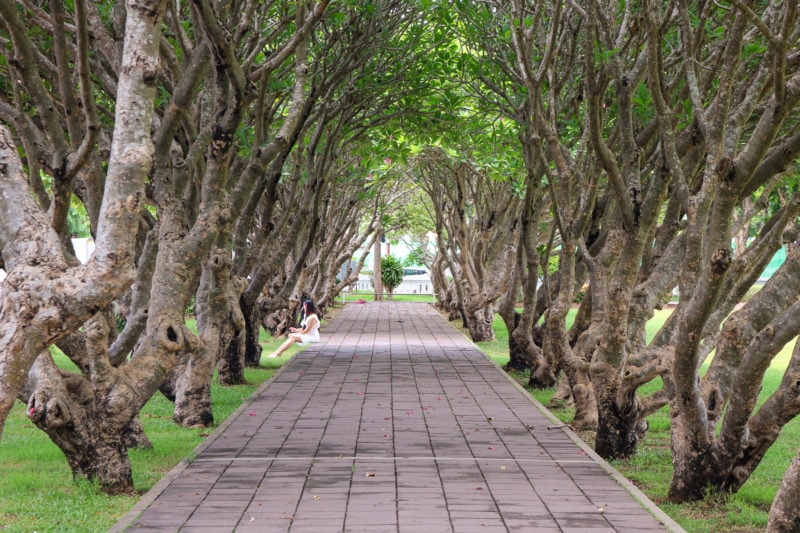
(267, 299, 320, 358)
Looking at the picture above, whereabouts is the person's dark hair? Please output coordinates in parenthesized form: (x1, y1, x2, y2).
(304, 299, 318, 316)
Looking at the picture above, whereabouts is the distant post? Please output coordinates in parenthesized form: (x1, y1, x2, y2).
(373, 232, 383, 300)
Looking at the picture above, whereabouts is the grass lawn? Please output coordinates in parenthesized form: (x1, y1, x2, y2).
(467, 308, 798, 533)
(341, 290, 436, 304)
(0, 324, 297, 533)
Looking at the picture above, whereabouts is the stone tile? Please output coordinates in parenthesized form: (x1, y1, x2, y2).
(110, 303, 677, 533)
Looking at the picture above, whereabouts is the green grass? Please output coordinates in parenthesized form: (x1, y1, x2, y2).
(466, 308, 797, 533)
(0, 324, 295, 533)
(341, 290, 436, 304)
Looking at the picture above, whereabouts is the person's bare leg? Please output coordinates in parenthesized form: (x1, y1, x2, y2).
(268, 335, 299, 358)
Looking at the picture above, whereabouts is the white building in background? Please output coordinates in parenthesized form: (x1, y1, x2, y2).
(352, 269, 433, 295)
(394, 270, 433, 295)
(348, 234, 437, 296)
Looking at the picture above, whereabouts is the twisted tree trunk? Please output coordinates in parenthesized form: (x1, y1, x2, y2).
(0, 0, 165, 441)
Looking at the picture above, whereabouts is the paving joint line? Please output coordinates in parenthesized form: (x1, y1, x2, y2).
(194, 455, 596, 464)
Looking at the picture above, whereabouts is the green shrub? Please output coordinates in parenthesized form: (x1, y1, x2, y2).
(381, 255, 404, 297)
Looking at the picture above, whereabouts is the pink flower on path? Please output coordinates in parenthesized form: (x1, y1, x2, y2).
(249, 412, 257, 416)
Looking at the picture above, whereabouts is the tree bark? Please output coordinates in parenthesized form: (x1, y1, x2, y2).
(172, 248, 244, 426)
(768, 448, 800, 533)
(26, 316, 138, 494)
(0, 0, 165, 440)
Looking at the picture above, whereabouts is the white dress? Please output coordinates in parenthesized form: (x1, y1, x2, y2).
(297, 314, 320, 344)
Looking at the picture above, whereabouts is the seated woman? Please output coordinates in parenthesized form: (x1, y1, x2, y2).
(267, 299, 320, 358)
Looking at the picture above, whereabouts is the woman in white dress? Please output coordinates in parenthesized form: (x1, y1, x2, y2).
(267, 299, 320, 358)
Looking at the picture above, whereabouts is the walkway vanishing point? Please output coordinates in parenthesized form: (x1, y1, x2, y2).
(111, 302, 684, 533)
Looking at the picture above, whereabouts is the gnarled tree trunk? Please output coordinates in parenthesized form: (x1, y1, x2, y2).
(0, 0, 165, 441)
(768, 448, 800, 533)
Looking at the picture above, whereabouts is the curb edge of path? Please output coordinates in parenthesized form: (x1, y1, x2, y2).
(107, 357, 302, 533)
(470, 336, 688, 533)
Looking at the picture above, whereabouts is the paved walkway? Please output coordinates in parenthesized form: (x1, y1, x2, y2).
(111, 302, 683, 533)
